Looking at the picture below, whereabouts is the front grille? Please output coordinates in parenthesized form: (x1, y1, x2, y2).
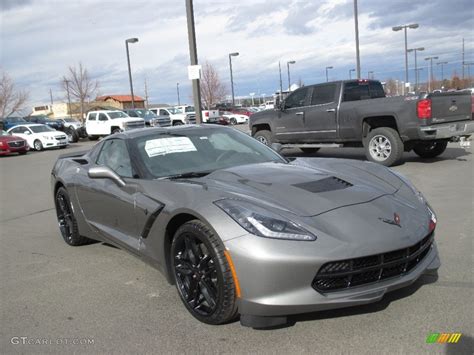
(312, 232, 434, 292)
(7, 140, 25, 148)
(186, 115, 196, 124)
(55, 136, 66, 141)
(125, 121, 145, 130)
(156, 117, 171, 127)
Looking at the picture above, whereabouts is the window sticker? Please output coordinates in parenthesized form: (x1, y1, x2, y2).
(144, 137, 197, 157)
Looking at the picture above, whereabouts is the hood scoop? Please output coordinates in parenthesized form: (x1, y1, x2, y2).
(292, 176, 352, 193)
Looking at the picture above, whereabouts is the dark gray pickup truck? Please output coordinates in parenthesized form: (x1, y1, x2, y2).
(250, 80, 473, 166)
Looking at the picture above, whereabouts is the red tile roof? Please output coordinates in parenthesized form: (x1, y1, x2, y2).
(96, 95, 145, 102)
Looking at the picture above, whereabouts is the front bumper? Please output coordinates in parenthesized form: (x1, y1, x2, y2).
(418, 121, 474, 140)
(225, 234, 440, 318)
(43, 140, 69, 148)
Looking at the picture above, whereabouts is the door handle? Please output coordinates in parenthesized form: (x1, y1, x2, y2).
(326, 109, 336, 112)
(295, 112, 304, 116)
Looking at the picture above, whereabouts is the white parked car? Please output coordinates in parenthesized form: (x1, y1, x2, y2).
(7, 124, 68, 151)
(221, 112, 249, 125)
(149, 107, 195, 126)
(85, 110, 145, 140)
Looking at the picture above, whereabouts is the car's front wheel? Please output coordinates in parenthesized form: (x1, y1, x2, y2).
(300, 148, 320, 154)
(253, 130, 272, 146)
(171, 220, 238, 325)
(33, 139, 43, 151)
(55, 187, 92, 246)
(413, 140, 448, 158)
(364, 127, 403, 166)
(66, 127, 79, 143)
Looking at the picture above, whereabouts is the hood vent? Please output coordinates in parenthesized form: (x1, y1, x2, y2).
(293, 176, 352, 193)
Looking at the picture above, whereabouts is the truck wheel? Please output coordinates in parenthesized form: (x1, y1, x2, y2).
(253, 130, 272, 146)
(173, 121, 184, 126)
(111, 128, 121, 134)
(88, 135, 99, 141)
(413, 141, 448, 158)
(66, 127, 79, 143)
(364, 127, 403, 166)
(300, 148, 320, 154)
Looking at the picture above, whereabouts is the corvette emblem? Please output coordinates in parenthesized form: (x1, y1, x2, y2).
(379, 213, 401, 227)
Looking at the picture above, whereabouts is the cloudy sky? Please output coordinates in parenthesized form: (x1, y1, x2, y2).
(1, 0, 473, 108)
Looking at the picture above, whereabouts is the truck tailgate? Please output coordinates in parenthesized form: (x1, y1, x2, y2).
(429, 91, 471, 124)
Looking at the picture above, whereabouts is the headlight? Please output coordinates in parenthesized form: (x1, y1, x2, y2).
(214, 199, 316, 241)
(42, 135, 53, 140)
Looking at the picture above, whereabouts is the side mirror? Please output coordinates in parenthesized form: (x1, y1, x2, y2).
(270, 143, 283, 153)
(88, 166, 126, 187)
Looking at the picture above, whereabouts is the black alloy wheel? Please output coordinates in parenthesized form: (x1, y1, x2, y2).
(171, 220, 237, 324)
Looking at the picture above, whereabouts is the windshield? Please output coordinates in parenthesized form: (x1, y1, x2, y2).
(109, 111, 129, 119)
(30, 125, 55, 133)
(1, 130, 9, 136)
(185, 106, 195, 112)
(8, 117, 26, 122)
(63, 118, 78, 122)
(166, 107, 178, 114)
(132, 127, 286, 179)
(135, 110, 157, 119)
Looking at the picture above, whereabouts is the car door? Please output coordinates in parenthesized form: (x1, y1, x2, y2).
(273, 86, 311, 143)
(97, 113, 110, 135)
(75, 139, 140, 251)
(302, 83, 339, 141)
(86, 112, 98, 135)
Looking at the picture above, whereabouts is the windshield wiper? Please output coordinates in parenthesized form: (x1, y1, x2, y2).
(160, 171, 213, 180)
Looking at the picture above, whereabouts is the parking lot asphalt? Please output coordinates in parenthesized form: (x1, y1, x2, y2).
(1, 132, 473, 354)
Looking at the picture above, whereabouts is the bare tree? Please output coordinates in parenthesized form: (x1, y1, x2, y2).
(61, 63, 98, 122)
(200, 61, 227, 109)
(385, 78, 398, 96)
(0, 71, 29, 117)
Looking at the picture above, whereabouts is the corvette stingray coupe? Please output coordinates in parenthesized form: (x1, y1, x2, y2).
(51, 125, 440, 328)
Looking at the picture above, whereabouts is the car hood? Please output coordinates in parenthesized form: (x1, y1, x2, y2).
(0, 135, 25, 142)
(38, 131, 66, 137)
(205, 158, 403, 217)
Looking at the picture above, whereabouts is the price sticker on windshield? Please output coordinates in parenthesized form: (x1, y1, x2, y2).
(144, 137, 197, 157)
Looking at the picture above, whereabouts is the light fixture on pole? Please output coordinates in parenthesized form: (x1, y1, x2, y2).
(392, 23, 419, 94)
(425, 56, 439, 92)
(125, 37, 139, 109)
(349, 68, 355, 79)
(436, 61, 448, 82)
(229, 52, 239, 106)
(407, 47, 424, 92)
(325, 66, 333, 82)
(287, 60, 295, 91)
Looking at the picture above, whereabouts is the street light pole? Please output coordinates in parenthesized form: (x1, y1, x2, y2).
(64, 80, 72, 119)
(353, 0, 361, 79)
(436, 61, 448, 83)
(125, 37, 139, 109)
(425, 56, 439, 92)
(176, 82, 180, 105)
(368, 71, 373, 79)
(392, 23, 419, 94)
(415, 68, 423, 91)
(407, 47, 424, 93)
(287, 60, 295, 91)
(325, 66, 333, 82)
(349, 68, 355, 79)
(228, 52, 239, 106)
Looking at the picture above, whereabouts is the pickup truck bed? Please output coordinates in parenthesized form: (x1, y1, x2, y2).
(250, 80, 473, 166)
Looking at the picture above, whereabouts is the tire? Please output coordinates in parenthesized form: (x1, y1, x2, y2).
(253, 130, 272, 146)
(413, 141, 448, 159)
(88, 135, 99, 141)
(173, 121, 184, 126)
(111, 128, 121, 134)
(66, 127, 79, 143)
(33, 139, 43, 151)
(230, 117, 237, 125)
(171, 220, 238, 325)
(364, 127, 404, 166)
(59, 146, 67, 149)
(54, 187, 92, 246)
(300, 148, 320, 154)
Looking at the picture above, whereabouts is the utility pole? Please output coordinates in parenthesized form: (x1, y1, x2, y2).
(64, 80, 72, 119)
(462, 38, 465, 81)
(353, 0, 361, 79)
(144, 77, 149, 108)
(176, 82, 181, 105)
(49, 88, 53, 113)
(425, 56, 439, 92)
(185, 0, 202, 123)
(278, 61, 283, 102)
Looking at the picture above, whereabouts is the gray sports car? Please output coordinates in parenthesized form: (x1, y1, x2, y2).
(51, 125, 440, 328)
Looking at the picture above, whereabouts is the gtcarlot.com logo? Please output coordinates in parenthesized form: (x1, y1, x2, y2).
(11, 337, 94, 346)
(426, 333, 462, 344)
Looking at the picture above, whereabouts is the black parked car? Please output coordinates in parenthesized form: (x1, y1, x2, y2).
(0, 117, 27, 131)
(24, 115, 64, 131)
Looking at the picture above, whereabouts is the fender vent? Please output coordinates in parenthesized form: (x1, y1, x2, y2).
(293, 176, 352, 193)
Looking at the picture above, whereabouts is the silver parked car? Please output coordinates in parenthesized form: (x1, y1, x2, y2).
(51, 125, 440, 328)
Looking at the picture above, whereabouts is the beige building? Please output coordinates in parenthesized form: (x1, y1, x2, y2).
(96, 95, 145, 109)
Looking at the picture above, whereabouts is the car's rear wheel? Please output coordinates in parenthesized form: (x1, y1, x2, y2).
(253, 130, 272, 146)
(173, 121, 184, 126)
(364, 127, 403, 166)
(88, 135, 99, 141)
(33, 139, 43, 151)
(413, 140, 448, 158)
(300, 148, 320, 154)
(111, 128, 121, 134)
(55, 187, 92, 246)
(171, 220, 238, 325)
(66, 127, 79, 143)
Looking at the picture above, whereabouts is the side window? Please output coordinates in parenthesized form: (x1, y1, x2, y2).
(96, 139, 133, 178)
(98, 113, 108, 121)
(88, 113, 97, 121)
(343, 82, 370, 102)
(285, 88, 309, 109)
(159, 109, 169, 116)
(12, 127, 24, 134)
(128, 111, 138, 117)
(311, 84, 336, 105)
